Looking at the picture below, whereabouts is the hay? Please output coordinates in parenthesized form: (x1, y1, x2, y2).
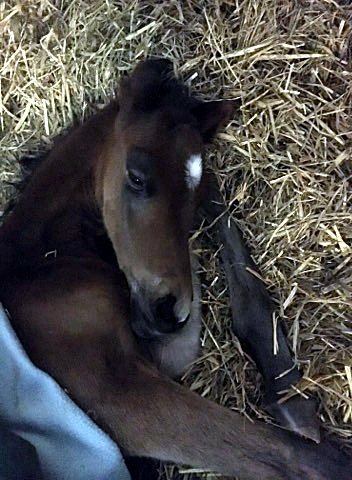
(1, 0, 352, 478)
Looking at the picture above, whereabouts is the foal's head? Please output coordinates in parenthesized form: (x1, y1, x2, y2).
(97, 59, 234, 338)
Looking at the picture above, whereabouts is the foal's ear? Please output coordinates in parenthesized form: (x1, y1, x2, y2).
(192, 99, 240, 143)
(124, 58, 176, 112)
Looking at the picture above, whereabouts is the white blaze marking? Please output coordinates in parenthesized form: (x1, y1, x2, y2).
(185, 154, 202, 189)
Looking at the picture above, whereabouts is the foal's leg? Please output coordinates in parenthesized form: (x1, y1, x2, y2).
(219, 217, 319, 439)
(3, 268, 350, 479)
(200, 179, 319, 442)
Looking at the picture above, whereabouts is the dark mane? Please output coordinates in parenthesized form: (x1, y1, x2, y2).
(1, 123, 76, 222)
(1, 150, 49, 223)
(0, 107, 118, 275)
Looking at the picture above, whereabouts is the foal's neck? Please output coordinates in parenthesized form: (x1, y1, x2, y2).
(1, 102, 119, 268)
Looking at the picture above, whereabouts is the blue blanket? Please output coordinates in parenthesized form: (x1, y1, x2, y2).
(0, 303, 131, 480)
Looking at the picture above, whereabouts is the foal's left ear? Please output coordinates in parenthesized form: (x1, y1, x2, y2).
(192, 99, 240, 143)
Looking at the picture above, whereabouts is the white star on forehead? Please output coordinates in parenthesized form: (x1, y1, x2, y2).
(185, 154, 202, 190)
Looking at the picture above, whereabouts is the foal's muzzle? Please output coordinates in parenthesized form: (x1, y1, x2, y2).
(130, 293, 189, 339)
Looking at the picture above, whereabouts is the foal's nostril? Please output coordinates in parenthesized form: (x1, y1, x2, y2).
(153, 294, 177, 321)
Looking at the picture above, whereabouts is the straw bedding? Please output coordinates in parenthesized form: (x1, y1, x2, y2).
(0, 1, 351, 478)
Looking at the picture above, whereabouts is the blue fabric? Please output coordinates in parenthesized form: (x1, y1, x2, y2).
(0, 303, 131, 480)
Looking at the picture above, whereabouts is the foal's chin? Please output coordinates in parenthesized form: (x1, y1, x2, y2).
(129, 275, 202, 379)
(131, 307, 201, 379)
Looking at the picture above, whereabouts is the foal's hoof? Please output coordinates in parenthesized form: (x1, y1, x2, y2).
(268, 395, 321, 443)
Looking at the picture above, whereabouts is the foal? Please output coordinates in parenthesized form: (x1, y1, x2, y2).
(0, 59, 350, 479)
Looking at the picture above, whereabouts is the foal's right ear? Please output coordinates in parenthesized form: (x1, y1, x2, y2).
(192, 99, 240, 143)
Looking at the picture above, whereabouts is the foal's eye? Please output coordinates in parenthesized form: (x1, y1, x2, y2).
(126, 170, 145, 193)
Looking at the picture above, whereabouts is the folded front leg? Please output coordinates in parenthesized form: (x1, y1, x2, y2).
(221, 217, 320, 442)
(200, 179, 320, 442)
(220, 218, 301, 396)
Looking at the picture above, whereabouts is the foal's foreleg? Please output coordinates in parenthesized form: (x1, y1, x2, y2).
(219, 218, 300, 396)
(199, 178, 319, 441)
(73, 355, 350, 480)
(219, 218, 319, 438)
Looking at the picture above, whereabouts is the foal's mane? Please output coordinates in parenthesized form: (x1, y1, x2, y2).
(0, 106, 119, 273)
(1, 123, 75, 222)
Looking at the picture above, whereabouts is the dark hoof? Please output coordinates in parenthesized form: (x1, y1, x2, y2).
(267, 395, 321, 443)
